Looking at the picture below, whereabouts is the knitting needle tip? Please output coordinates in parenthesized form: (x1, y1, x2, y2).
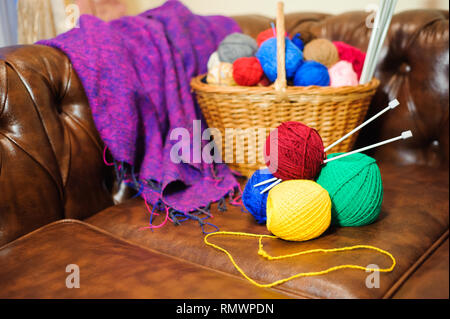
(389, 99, 400, 109)
(402, 130, 413, 139)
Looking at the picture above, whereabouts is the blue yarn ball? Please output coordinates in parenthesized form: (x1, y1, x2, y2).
(256, 37, 303, 82)
(292, 33, 305, 51)
(293, 60, 330, 86)
(242, 169, 275, 224)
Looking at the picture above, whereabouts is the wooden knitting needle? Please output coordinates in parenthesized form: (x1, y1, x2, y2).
(324, 130, 413, 164)
(324, 99, 399, 152)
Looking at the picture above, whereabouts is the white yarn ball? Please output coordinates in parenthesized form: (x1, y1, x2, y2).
(207, 51, 221, 71)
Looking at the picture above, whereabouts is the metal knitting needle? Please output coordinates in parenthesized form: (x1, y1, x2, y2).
(253, 177, 278, 187)
(324, 130, 413, 164)
(257, 99, 400, 193)
(258, 129, 412, 193)
(324, 99, 399, 153)
(259, 129, 412, 194)
(256, 99, 399, 192)
(366, 0, 398, 83)
(260, 178, 282, 194)
(360, 0, 390, 84)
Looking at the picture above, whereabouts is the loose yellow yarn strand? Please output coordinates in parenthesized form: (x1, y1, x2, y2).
(204, 231, 396, 289)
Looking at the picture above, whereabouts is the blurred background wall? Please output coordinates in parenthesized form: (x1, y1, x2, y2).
(5, 0, 449, 46)
(124, 0, 449, 16)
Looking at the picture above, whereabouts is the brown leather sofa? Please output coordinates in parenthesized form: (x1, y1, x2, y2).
(0, 10, 448, 299)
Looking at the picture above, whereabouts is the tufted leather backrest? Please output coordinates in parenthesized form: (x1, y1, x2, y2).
(0, 45, 115, 245)
(235, 10, 449, 167)
(0, 10, 448, 246)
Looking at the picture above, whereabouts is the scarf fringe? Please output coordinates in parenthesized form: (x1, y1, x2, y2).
(106, 150, 244, 235)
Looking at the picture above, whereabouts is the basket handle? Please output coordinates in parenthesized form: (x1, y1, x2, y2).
(274, 1, 287, 92)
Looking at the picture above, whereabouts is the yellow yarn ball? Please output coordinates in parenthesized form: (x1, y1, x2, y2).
(266, 180, 331, 241)
(206, 62, 236, 86)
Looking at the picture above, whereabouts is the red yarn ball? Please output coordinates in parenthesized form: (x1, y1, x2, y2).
(333, 41, 366, 80)
(264, 121, 325, 181)
(233, 57, 264, 86)
(256, 28, 288, 47)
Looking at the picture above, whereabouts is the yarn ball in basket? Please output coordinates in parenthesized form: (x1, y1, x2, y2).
(291, 33, 305, 51)
(264, 121, 325, 181)
(329, 60, 358, 87)
(258, 75, 272, 87)
(316, 153, 383, 227)
(256, 28, 287, 47)
(303, 38, 339, 68)
(256, 37, 303, 82)
(266, 180, 331, 241)
(206, 62, 236, 86)
(207, 51, 221, 71)
(242, 169, 275, 224)
(333, 41, 366, 80)
(293, 60, 330, 87)
(233, 57, 264, 86)
(218, 32, 258, 64)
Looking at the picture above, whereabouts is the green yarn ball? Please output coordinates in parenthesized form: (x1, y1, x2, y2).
(316, 153, 383, 227)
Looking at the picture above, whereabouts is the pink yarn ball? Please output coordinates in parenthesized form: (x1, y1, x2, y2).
(328, 61, 358, 87)
(333, 41, 366, 80)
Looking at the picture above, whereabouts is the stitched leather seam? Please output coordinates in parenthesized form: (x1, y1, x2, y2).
(60, 46, 72, 102)
(0, 60, 6, 117)
(0, 131, 63, 196)
(62, 111, 103, 153)
(3, 60, 64, 200)
(382, 229, 449, 299)
(60, 121, 72, 188)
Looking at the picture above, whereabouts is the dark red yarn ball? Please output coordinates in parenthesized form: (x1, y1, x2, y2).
(264, 121, 325, 181)
(233, 57, 264, 86)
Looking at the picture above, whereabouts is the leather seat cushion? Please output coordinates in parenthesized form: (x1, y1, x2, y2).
(0, 220, 288, 298)
(86, 163, 449, 298)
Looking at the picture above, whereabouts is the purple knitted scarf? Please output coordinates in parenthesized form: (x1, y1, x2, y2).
(38, 1, 241, 229)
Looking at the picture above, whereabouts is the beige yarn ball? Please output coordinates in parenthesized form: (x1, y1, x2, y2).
(303, 38, 340, 68)
(206, 62, 236, 86)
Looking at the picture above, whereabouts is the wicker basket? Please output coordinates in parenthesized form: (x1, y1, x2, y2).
(191, 2, 379, 178)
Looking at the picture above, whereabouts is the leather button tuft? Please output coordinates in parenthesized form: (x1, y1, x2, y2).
(400, 63, 411, 73)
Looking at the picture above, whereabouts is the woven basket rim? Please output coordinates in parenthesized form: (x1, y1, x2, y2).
(191, 75, 380, 95)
